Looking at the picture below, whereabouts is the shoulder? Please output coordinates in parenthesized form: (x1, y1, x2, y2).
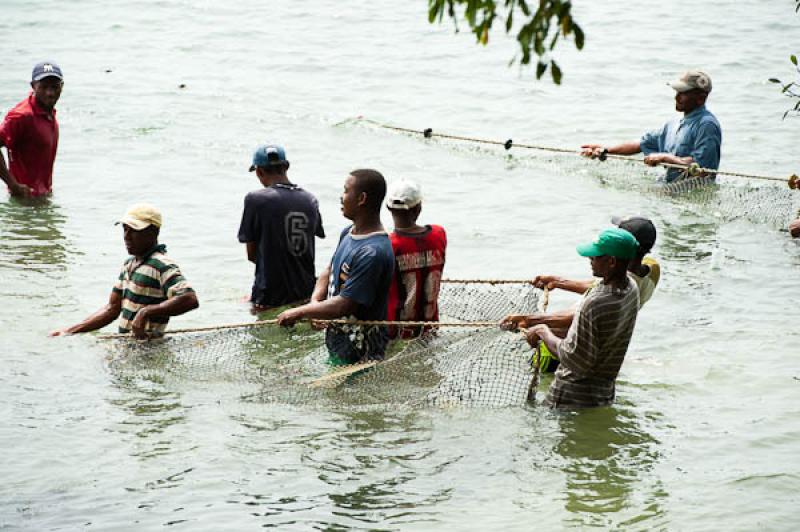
(697, 110, 721, 129)
(642, 256, 661, 283)
(147, 252, 182, 273)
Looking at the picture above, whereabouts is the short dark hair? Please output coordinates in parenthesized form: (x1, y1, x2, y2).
(258, 161, 290, 174)
(350, 169, 386, 212)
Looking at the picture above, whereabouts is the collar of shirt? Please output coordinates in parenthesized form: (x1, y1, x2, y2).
(680, 104, 707, 125)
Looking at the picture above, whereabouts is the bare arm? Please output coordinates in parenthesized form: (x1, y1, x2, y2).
(533, 275, 593, 295)
(0, 145, 31, 197)
(276, 294, 359, 326)
(643, 152, 693, 167)
(502, 308, 575, 331)
(581, 141, 642, 158)
(310, 264, 331, 303)
(245, 241, 257, 263)
(49, 290, 123, 336)
(524, 324, 562, 355)
(130, 291, 199, 338)
(790, 219, 800, 238)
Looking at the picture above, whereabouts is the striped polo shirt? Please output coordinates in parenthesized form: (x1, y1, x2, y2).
(112, 244, 194, 335)
(545, 278, 639, 409)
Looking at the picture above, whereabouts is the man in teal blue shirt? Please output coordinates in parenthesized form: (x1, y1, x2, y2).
(582, 70, 722, 183)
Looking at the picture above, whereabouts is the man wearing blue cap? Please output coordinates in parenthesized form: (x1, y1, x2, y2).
(511, 228, 640, 409)
(237, 144, 325, 311)
(0, 62, 64, 197)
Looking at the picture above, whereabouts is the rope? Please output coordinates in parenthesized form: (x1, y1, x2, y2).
(527, 287, 550, 401)
(358, 118, 798, 188)
(96, 317, 511, 339)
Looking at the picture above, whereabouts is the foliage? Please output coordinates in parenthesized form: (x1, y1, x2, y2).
(768, 1, 800, 119)
(428, 0, 584, 84)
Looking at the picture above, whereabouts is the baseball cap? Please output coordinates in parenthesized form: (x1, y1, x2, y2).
(576, 228, 639, 260)
(611, 215, 657, 253)
(116, 203, 162, 230)
(32, 61, 63, 82)
(386, 179, 422, 210)
(668, 70, 712, 93)
(249, 144, 288, 172)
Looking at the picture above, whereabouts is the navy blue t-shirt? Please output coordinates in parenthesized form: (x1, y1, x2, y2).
(325, 225, 394, 363)
(237, 184, 325, 307)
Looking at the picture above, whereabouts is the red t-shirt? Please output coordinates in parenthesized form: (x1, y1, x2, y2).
(387, 224, 447, 338)
(0, 93, 59, 196)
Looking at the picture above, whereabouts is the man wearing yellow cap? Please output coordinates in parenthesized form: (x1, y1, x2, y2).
(50, 204, 198, 338)
(504, 228, 640, 409)
(581, 69, 721, 183)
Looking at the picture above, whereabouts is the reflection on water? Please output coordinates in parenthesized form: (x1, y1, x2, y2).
(106, 374, 188, 459)
(0, 197, 75, 274)
(554, 403, 666, 528)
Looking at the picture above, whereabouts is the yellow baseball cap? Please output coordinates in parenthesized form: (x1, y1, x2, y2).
(116, 203, 162, 230)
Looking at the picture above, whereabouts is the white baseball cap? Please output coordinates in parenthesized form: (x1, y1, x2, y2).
(386, 179, 422, 210)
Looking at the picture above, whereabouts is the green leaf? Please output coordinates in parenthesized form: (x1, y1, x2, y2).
(573, 24, 584, 49)
(792, 55, 798, 66)
(551, 60, 562, 84)
(536, 61, 547, 79)
(768, 78, 782, 83)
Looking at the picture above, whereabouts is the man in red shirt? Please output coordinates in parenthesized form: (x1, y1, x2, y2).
(385, 179, 447, 338)
(0, 61, 63, 198)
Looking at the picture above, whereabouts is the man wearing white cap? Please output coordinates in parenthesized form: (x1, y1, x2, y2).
(581, 69, 722, 183)
(385, 179, 447, 338)
(0, 62, 65, 198)
(50, 204, 199, 338)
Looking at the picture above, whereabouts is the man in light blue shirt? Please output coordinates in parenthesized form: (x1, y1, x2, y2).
(582, 70, 722, 183)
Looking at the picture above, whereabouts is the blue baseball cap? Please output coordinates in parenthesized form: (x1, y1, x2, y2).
(249, 144, 288, 172)
(32, 61, 63, 82)
(576, 227, 640, 260)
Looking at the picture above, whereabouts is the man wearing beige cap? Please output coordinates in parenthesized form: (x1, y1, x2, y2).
(50, 204, 198, 338)
(581, 69, 722, 183)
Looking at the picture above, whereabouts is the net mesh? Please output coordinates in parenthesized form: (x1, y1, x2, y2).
(104, 281, 541, 408)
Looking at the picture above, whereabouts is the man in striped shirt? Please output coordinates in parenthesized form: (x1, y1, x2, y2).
(50, 204, 198, 338)
(516, 228, 640, 409)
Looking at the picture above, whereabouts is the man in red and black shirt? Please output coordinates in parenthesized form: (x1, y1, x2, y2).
(0, 61, 63, 198)
(385, 179, 447, 339)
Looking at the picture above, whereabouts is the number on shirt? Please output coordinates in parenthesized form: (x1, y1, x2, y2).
(285, 212, 310, 257)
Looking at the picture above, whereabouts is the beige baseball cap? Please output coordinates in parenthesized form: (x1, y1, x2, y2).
(668, 70, 712, 93)
(386, 179, 422, 210)
(116, 203, 162, 230)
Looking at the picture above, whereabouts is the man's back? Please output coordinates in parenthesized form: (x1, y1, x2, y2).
(387, 224, 447, 338)
(237, 184, 324, 307)
(545, 279, 639, 408)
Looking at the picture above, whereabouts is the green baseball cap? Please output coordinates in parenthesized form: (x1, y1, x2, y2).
(576, 228, 639, 259)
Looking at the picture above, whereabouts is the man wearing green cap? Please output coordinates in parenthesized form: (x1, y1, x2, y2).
(513, 228, 640, 409)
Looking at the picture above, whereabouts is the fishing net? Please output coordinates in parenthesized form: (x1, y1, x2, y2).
(105, 281, 542, 408)
(346, 119, 800, 231)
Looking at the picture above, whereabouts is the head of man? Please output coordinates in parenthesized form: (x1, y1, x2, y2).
(385, 179, 422, 227)
(117, 203, 162, 257)
(577, 228, 639, 282)
(30, 61, 64, 111)
(249, 144, 290, 185)
(611, 215, 657, 260)
(669, 70, 711, 114)
(341, 169, 386, 221)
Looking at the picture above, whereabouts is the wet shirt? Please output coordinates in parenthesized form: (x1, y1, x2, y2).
(545, 278, 639, 409)
(112, 244, 194, 335)
(640, 104, 721, 183)
(237, 184, 325, 307)
(0, 93, 59, 196)
(325, 226, 394, 364)
(387, 224, 447, 338)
